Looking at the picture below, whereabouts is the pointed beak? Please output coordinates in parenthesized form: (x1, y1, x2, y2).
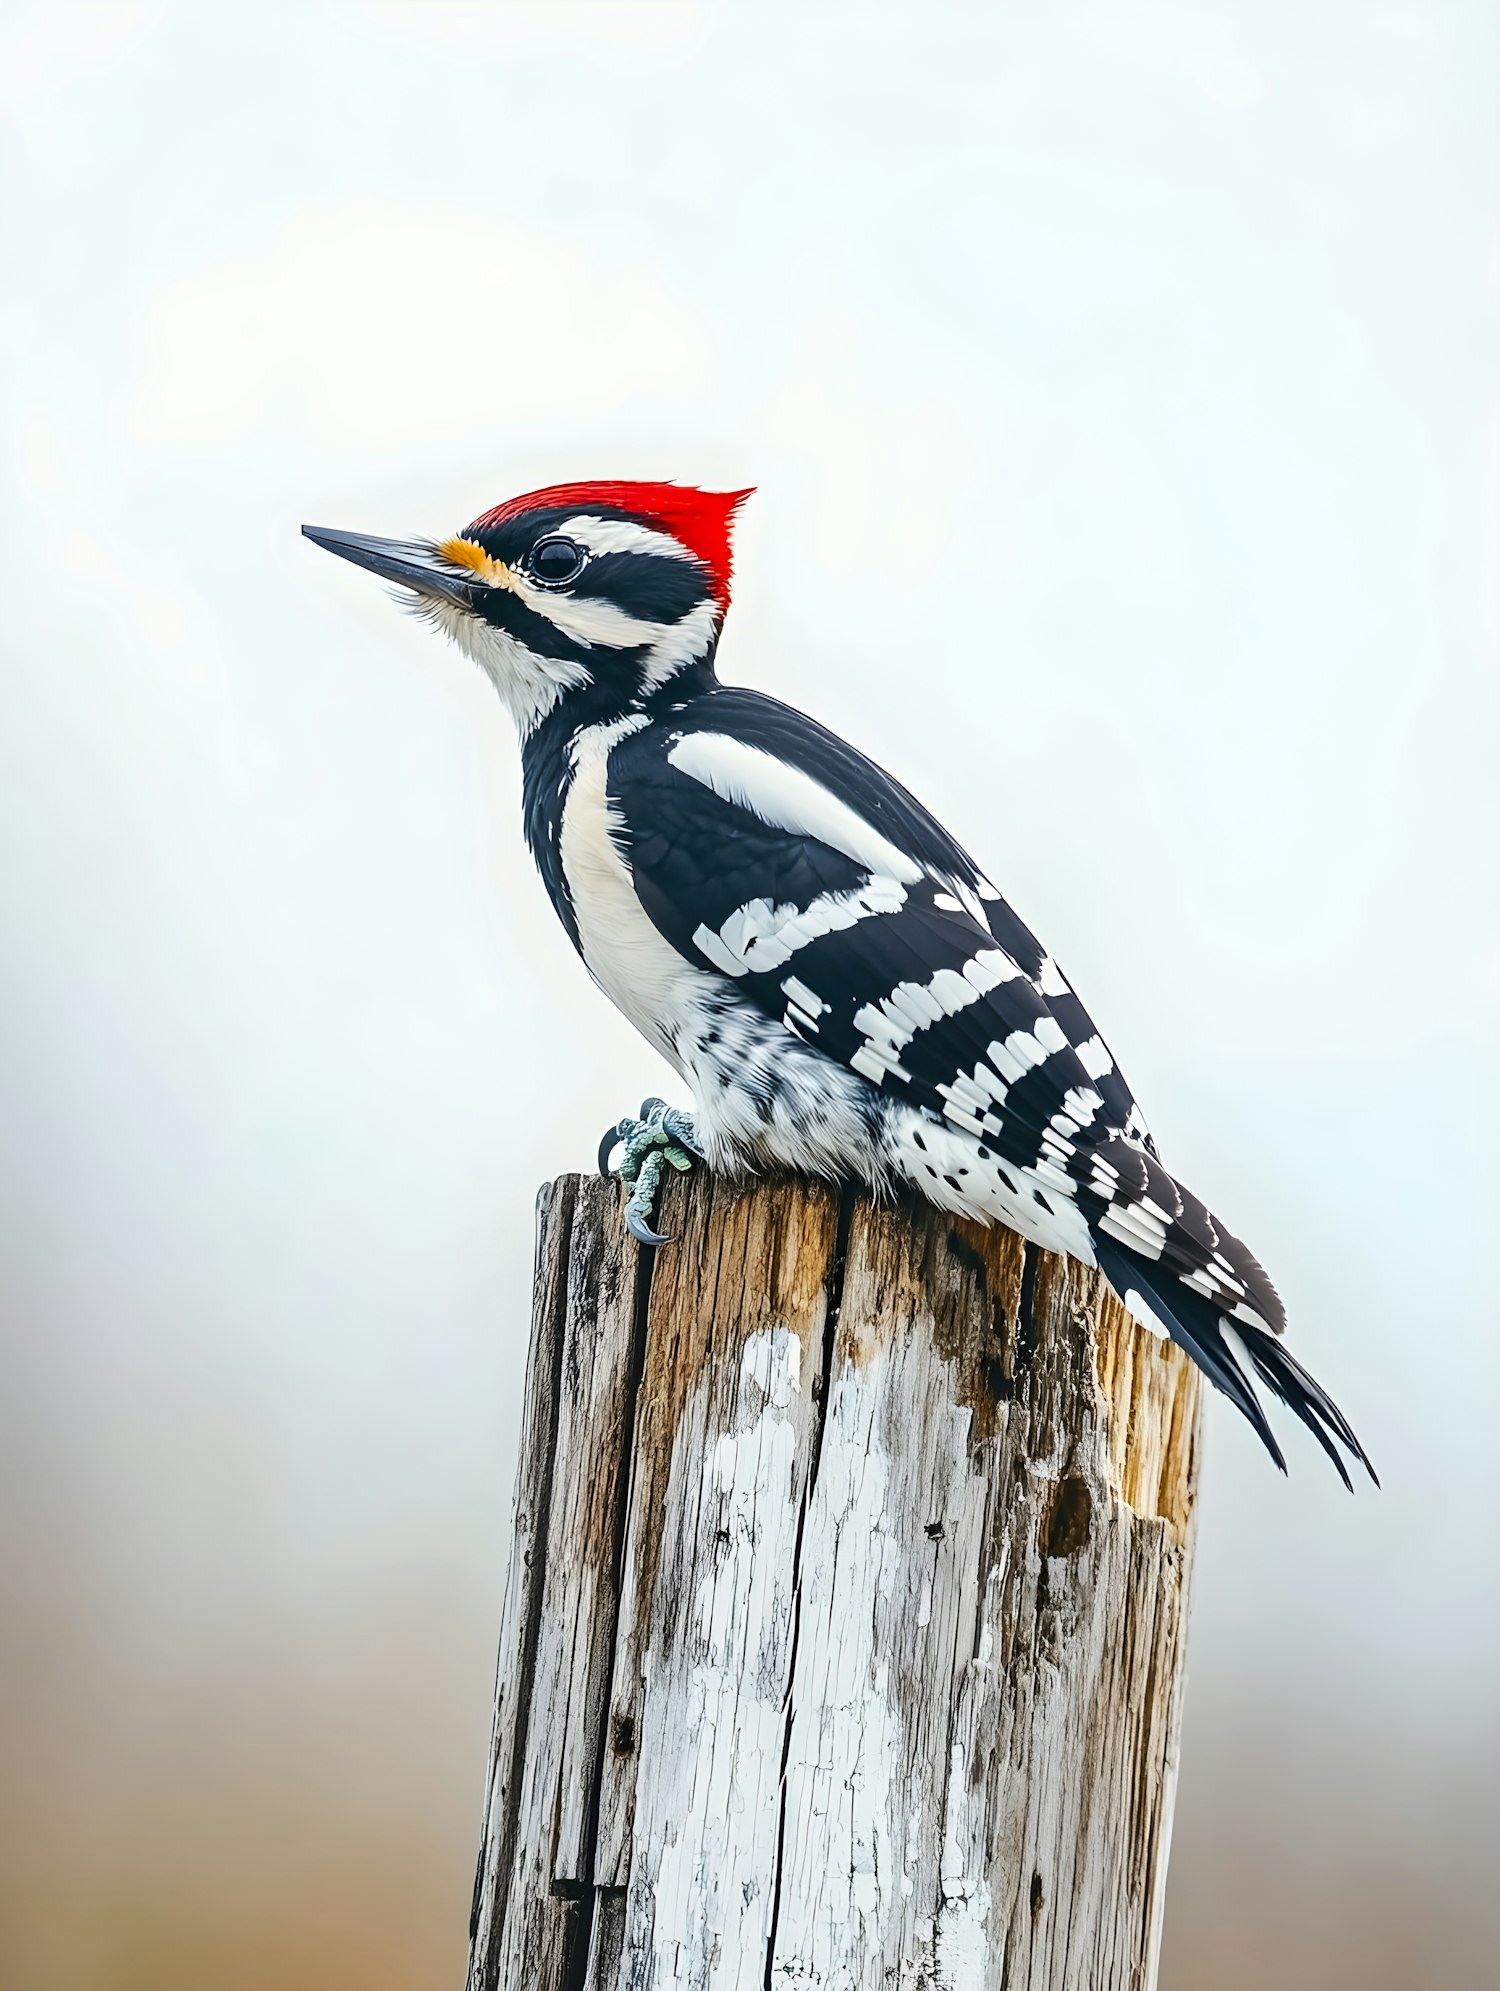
(301, 525, 479, 609)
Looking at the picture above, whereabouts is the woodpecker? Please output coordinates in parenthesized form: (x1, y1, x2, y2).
(304, 482, 1373, 1485)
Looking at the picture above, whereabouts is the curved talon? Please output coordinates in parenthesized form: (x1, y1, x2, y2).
(601, 1098, 701, 1248)
(625, 1205, 670, 1247)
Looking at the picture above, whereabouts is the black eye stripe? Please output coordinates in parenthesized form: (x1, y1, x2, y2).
(569, 550, 708, 620)
(528, 535, 587, 587)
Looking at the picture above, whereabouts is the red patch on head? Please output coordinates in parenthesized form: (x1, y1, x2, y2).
(470, 481, 754, 609)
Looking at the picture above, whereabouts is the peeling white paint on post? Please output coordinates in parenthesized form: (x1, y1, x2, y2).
(772, 1347, 911, 1983)
(937, 1737, 993, 1991)
(467, 1175, 1200, 1991)
(635, 1326, 804, 1987)
(597, 1176, 837, 1987)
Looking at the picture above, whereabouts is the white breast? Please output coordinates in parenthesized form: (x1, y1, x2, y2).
(558, 740, 700, 1068)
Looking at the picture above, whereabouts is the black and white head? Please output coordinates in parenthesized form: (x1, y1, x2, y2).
(303, 481, 753, 733)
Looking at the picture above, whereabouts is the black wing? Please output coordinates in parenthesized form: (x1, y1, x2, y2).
(606, 689, 1390, 1479)
(609, 689, 1283, 1329)
(612, 690, 1136, 1142)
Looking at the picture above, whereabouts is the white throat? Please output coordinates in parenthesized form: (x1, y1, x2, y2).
(414, 591, 719, 738)
(416, 598, 591, 737)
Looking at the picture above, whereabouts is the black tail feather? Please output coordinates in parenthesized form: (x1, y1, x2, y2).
(1238, 1326, 1379, 1490)
(1092, 1233, 1286, 1473)
(1092, 1233, 1375, 1487)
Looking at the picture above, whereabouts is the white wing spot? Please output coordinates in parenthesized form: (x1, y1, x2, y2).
(1060, 1085, 1104, 1127)
(851, 950, 1013, 1080)
(667, 734, 923, 883)
(693, 877, 908, 976)
(781, 976, 828, 1017)
(1099, 1206, 1166, 1259)
(1075, 1035, 1114, 1080)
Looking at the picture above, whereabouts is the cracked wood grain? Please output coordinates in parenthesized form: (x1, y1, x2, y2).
(466, 1175, 1199, 1991)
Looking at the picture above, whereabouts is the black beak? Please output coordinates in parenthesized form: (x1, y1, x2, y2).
(301, 525, 478, 608)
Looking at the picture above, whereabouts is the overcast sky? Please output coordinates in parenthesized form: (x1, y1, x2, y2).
(2, 4, 1498, 1986)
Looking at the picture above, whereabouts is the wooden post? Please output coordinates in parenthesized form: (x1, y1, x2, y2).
(467, 1167, 1200, 1991)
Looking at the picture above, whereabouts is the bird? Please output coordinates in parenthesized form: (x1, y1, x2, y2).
(304, 481, 1374, 1487)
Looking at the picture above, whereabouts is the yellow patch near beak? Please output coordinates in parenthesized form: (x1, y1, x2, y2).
(436, 537, 514, 588)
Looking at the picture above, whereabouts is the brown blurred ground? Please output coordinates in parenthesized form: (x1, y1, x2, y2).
(3, 1520, 1496, 1990)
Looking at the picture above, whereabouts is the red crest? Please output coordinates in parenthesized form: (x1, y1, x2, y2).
(471, 482, 755, 609)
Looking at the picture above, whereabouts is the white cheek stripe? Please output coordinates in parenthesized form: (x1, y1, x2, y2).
(508, 573, 667, 648)
(667, 734, 924, 884)
(506, 566, 717, 687)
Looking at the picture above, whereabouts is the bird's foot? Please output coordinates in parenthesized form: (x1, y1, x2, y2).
(598, 1097, 702, 1246)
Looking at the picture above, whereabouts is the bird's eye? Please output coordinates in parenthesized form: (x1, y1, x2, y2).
(528, 535, 586, 587)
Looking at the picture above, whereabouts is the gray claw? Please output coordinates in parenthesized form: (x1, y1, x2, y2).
(598, 1120, 628, 1175)
(601, 1099, 702, 1246)
(625, 1204, 670, 1247)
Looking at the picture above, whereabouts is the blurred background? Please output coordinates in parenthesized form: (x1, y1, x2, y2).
(2, 3, 1497, 1985)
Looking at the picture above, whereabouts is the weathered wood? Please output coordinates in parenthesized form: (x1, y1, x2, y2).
(468, 1171, 1199, 1991)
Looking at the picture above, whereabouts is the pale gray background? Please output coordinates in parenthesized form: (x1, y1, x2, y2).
(2, 4, 1497, 1986)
